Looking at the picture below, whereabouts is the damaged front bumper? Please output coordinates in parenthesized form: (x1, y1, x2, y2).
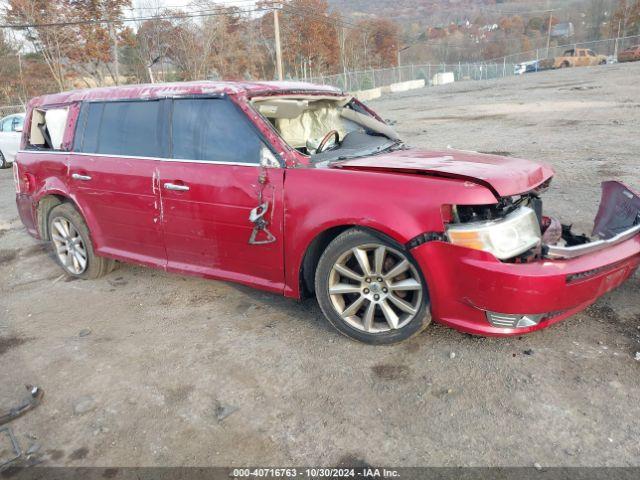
(545, 181, 640, 259)
(412, 181, 640, 336)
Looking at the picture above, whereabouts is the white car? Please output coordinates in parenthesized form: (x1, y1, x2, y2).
(0, 113, 25, 168)
(514, 60, 540, 75)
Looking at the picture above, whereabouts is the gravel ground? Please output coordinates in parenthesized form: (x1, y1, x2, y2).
(0, 62, 639, 468)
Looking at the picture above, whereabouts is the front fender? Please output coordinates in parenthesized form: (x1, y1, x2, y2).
(282, 167, 497, 298)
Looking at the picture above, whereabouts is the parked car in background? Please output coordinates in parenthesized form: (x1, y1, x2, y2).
(13, 82, 640, 345)
(618, 45, 640, 63)
(513, 59, 553, 75)
(514, 60, 541, 75)
(0, 113, 24, 168)
(552, 48, 607, 68)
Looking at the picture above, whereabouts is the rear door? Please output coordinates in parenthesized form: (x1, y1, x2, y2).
(69, 100, 166, 268)
(159, 97, 285, 292)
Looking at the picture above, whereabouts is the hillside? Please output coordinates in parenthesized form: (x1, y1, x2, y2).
(328, 0, 607, 28)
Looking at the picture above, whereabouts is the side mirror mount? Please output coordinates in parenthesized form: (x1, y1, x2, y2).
(260, 146, 280, 168)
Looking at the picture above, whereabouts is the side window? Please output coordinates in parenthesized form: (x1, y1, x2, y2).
(1, 117, 12, 132)
(75, 102, 103, 153)
(28, 108, 69, 150)
(75, 101, 163, 157)
(171, 98, 262, 164)
(96, 101, 162, 157)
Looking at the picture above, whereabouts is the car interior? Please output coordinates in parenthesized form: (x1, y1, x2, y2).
(28, 107, 69, 150)
(250, 95, 400, 162)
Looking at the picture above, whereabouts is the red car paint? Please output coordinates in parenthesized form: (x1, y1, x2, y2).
(14, 81, 640, 337)
(334, 149, 554, 197)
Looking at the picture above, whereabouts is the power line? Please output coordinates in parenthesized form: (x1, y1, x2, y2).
(129, 0, 258, 10)
(0, 5, 272, 29)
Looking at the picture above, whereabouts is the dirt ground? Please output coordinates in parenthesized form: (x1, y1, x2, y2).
(1, 62, 639, 468)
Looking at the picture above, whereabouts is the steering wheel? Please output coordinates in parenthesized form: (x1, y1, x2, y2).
(316, 130, 340, 153)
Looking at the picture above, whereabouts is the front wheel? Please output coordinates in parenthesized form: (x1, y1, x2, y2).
(0, 150, 7, 169)
(315, 229, 431, 345)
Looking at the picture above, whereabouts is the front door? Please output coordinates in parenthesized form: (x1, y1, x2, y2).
(69, 99, 167, 268)
(159, 97, 285, 292)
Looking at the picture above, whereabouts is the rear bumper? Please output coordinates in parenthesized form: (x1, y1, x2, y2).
(412, 235, 640, 336)
(16, 193, 39, 238)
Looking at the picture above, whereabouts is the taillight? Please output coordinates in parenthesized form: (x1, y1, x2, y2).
(13, 162, 34, 194)
(12, 161, 20, 193)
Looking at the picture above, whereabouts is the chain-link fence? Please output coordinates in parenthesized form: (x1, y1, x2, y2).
(0, 105, 24, 118)
(304, 33, 640, 93)
(307, 63, 516, 92)
(500, 33, 640, 65)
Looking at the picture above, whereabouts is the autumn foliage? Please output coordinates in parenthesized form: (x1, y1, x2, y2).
(1, 0, 640, 105)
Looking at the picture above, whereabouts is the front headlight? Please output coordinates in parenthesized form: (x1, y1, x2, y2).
(446, 206, 541, 259)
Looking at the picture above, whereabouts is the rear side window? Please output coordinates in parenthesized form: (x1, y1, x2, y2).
(29, 108, 69, 150)
(171, 98, 262, 164)
(0, 117, 12, 132)
(75, 100, 163, 157)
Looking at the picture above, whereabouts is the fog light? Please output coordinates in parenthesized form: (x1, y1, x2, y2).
(486, 311, 544, 329)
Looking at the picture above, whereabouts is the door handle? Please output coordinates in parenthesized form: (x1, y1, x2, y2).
(72, 173, 92, 181)
(163, 182, 190, 192)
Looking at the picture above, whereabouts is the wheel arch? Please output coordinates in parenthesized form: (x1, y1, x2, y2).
(36, 193, 86, 241)
(298, 224, 411, 299)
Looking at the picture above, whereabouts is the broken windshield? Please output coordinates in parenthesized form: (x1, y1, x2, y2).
(251, 95, 401, 162)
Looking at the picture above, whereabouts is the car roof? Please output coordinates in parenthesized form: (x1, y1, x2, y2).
(29, 81, 343, 107)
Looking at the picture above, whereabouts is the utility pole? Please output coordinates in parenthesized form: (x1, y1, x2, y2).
(147, 65, 155, 84)
(614, 19, 622, 59)
(341, 26, 347, 90)
(17, 51, 25, 104)
(273, 3, 284, 81)
(110, 23, 119, 86)
(546, 9, 553, 58)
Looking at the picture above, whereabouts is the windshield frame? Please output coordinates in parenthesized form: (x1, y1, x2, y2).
(247, 93, 402, 166)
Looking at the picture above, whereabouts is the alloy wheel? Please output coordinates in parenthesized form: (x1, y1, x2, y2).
(51, 217, 88, 275)
(327, 243, 423, 333)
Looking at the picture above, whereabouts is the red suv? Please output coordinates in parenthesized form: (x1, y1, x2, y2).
(14, 81, 640, 344)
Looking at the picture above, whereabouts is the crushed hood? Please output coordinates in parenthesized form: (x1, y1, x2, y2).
(331, 148, 554, 198)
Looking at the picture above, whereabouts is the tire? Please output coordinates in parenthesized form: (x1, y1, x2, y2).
(560, 61, 570, 68)
(48, 203, 114, 279)
(315, 228, 431, 345)
(0, 150, 7, 169)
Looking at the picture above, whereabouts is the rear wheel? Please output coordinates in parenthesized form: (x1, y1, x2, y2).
(315, 229, 431, 345)
(48, 203, 113, 279)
